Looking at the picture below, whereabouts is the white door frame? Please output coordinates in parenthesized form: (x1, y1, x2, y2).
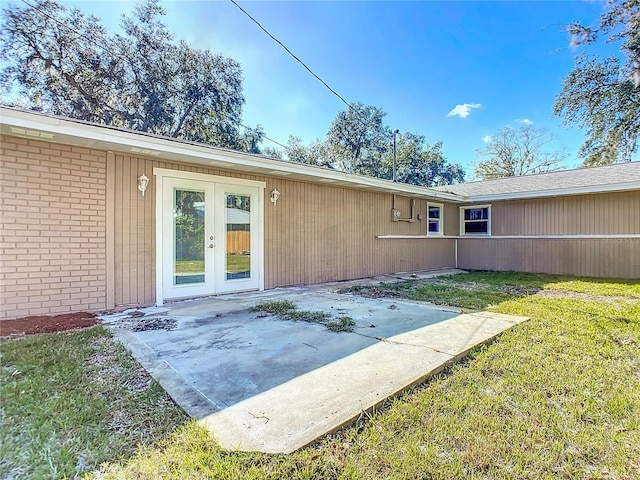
(154, 168, 265, 305)
(161, 177, 216, 300)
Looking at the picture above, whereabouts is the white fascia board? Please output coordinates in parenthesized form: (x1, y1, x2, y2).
(378, 234, 640, 239)
(0, 107, 466, 203)
(467, 182, 640, 202)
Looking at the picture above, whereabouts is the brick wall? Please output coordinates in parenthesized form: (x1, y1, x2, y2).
(0, 135, 107, 320)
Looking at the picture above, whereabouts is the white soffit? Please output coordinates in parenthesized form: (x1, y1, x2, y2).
(0, 107, 465, 203)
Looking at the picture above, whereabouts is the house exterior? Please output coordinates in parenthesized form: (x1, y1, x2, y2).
(1, 107, 638, 321)
(435, 167, 640, 279)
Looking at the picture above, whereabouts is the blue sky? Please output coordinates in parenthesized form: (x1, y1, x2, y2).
(47, 1, 618, 175)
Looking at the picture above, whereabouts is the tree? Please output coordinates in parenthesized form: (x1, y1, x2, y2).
(356, 132, 465, 186)
(553, 0, 639, 165)
(284, 135, 334, 168)
(325, 102, 390, 173)
(0, 0, 262, 151)
(285, 104, 465, 186)
(474, 126, 567, 179)
(260, 145, 284, 159)
(393, 134, 466, 186)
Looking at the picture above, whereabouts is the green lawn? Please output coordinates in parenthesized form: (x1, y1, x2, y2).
(175, 256, 250, 274)
(2, 272, 639, 479)
(0, 327, 188, 479)
(226, 254, 250, 274)
(175, 260, 204, 274)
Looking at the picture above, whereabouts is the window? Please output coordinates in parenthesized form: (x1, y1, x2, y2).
(225, 193, 251, 280)
(427, 203, 443, 235)
(460, 205, 491, 235)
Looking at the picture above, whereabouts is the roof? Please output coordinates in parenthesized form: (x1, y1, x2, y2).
(0, 107, 463, 203)
(434, 163, 640, 201)
(226, 208, 250, 224)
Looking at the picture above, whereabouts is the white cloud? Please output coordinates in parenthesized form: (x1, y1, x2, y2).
(447, 103, 481, 118)
(516, 118, 533, 125)
(482, 135, 492, 143)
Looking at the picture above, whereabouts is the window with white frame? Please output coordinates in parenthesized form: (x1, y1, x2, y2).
(460, 205, 491, 235)
(427, 203, 443, 235)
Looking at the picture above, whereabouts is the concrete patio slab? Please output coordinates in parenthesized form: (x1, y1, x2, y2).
(198, 311, 528, 453)
(101, 273, 528, 454)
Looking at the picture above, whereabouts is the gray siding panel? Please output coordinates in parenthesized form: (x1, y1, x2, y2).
(458, 238, 640, 279)
(486, 191, 640, 236)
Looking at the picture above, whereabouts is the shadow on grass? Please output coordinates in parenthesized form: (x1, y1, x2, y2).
(92, 271, 640, 479)
(341, 271, 640, 310)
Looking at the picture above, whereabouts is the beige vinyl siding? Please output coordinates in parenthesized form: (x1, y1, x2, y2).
(443, 203, 462, 236)
(0, 135, 107, 320)
(111, 154, 267, 308)
(263, 181, 455, 288)
(110, 154, 455, 308)
(457, 191, 640, 279)
(112, 154, 157, 308)
(487, 191, 640, 235)
(4, 131, 637, 320)
(458, 238, 639, 279)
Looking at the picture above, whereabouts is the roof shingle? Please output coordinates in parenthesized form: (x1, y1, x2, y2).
(435, 162, 640, 198)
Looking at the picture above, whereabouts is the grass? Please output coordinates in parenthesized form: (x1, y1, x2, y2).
(343, 271, 640, 310)
(0, 326, 188, 480)
(326, 316, 357, 333)
(249, 299, 296, 316)
(175, 255, 251, 275)
(94, 272, 640, 479)
(175, 260, 204, 274)
(226, 254, 250, 274)
(250, 300, 351, 332)
(4, 272, 639, 479)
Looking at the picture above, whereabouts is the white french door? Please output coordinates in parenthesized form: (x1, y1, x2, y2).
(156, 169, 264, 304)
(162, 177, 216, 299)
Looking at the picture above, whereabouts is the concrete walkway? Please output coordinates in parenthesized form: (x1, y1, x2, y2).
(101, 271, 528, 454)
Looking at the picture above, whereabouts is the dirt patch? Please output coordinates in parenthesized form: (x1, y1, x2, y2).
(534, 289, 639, 304)
(125, 315, 177, 332)
(0, 312, 98, 338)
(499, 285, 540, 296)
(340, 286, 407, 299)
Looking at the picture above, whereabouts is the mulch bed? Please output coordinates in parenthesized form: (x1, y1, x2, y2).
(0, 312, 99, 338)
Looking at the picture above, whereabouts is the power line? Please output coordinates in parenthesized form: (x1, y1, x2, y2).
(16, 0, 289, 151)
(228, 0, 386, 143)
(239, 123, 288, 150)
(228, 0, 354, 112)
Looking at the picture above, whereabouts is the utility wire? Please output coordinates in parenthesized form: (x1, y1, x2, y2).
(239, 123, 288, 150)
(17, 0, 289, 151)
(228, 0, 386, 149)
(228, 0, 354, 112)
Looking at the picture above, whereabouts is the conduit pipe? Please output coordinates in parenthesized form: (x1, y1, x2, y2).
(391, 194, 417, 223)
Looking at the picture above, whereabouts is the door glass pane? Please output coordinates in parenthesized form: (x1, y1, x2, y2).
(226, 193, 251, 280)
(174, 189, 205, 285)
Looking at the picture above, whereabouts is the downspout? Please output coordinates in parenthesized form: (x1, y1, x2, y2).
(455, 238, 458, 269)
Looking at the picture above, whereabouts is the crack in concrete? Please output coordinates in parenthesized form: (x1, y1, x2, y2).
(352, 331, 454, 357)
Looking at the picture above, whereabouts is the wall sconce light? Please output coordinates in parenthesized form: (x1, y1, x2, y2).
(138, 174, 149, 197)
(270, 189, 280, 206)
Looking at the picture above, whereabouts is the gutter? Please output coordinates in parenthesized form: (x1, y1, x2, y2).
(0, 107, 467, 203)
